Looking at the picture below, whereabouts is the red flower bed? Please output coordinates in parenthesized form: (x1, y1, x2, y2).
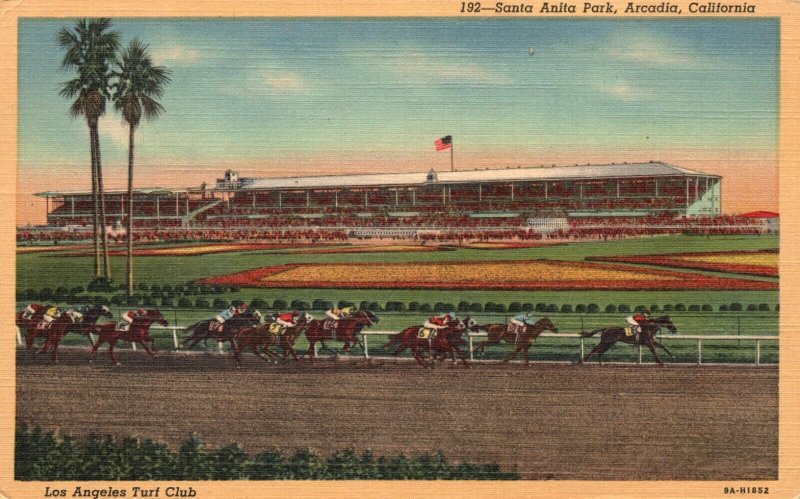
(588, 249, 778, 278)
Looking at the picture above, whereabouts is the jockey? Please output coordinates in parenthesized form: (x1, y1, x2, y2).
(626, 310, 651, 334)
(325, 306, 352, 323)
(275, 310, 300, 329)
(117, 308, 146, 332)
(424, 311, 456, 331)
(41, 305, 62, 327)
(236, 303, 248, 315)
(213, 305, 239, 330)
(510, 312, 539, 329)
(22, 303, 42, 320)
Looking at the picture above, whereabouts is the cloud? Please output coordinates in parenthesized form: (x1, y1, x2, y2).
(378, 50, 513, 85)
(605, 33, 696, 67)
(264, 71, 306, 93)
(595, 82, 645, 101)
(96, 117, 139, 148)
(151, 45, 203, 65)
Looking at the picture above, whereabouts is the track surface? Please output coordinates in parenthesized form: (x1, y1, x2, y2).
(16, 350, 777, 480)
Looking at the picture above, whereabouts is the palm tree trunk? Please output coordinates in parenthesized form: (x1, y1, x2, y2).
(126, 124, 135, 298)
(89, 124, 101, 278)
(92, 125, 112, 280)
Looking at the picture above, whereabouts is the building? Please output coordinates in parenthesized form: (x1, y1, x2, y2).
(35, 161, 722, 228)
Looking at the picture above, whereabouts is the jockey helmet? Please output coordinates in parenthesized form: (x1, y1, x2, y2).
(292, 310, 300, 316)
(447, 312, 456, 320)
(137, 308, 146, 315)
(237, 303, 248, 313)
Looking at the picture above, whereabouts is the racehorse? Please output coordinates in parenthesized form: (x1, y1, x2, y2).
(303, 310, 379, 363)
(28, 311, 79, 362)
(580, 315, 677, 366)
(89, 309, 168, 365)
(181, 310, 262, 351)
(16, 304, 48, 350)
(231, 313, 310, 366)
(63, 305, 114, 343)
(383, 317, 472, 368)
(474, 317, 558, 365)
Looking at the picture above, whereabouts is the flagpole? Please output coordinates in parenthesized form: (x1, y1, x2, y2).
(450, 136, 454, 172)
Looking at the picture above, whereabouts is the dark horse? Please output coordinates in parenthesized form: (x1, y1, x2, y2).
(182, 310, 262, 351)
(474, 317, 558, 365)
(580, 315, 677, 366)
(231, 313, 310, 367)
(64, 305, 115, 343)
(383, 317, 472, 369)
(90, 309, 169, 365)
(303, 310, 379, 362)
(26, 311, 78, 362)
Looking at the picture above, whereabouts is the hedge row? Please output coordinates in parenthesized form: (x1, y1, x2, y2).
(17, 284, 241, 303)
(15, 426, 517, 480)
(15, 291, 780, 315)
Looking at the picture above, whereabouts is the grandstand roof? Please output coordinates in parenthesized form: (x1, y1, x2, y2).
(242, 162, 718, 190)
(35, 188, 189, 198)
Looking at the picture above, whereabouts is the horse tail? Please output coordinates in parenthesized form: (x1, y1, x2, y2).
(581, 328, 604, 338)
(383, 329, 406, 349)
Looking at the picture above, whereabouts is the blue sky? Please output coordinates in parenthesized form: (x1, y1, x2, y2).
(17, 18, 779, 220)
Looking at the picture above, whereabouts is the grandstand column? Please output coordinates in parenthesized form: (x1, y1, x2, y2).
(545, 182, 548, 199)
(307, 191, 311, 208)
(156, 197, 160, 220)
(412, 188, 416, 206)
(695, 177, 699, 201)
(479, 183, 482, 202)
(395, 189, 399, 206)
(616, 179, 620, 198)
(334, 191, 338, 208)
(655, 179, 659, 197)
(120, 196, 124, 218)
(364, 191, 368, 208)
(442, 186, 446, 205)
(252, 192, 256, 210)
(685, 178, 690, 209)
(511, 183, 515, 201)
(176, 193, 179, 214)
(185, 197, 189, 216)
(71, 197, 75, 217)
(578, 183, 582, 199)
(278, 191, 282, 209)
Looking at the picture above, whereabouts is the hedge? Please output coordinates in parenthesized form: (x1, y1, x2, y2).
(15, 426, 517, 480)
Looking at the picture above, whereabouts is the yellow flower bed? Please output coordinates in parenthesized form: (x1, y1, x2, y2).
(258, 261, 679, 284)
(679, 253, 777, 267)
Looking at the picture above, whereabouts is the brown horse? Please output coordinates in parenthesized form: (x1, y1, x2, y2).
(16, 304, 48, 351)
(28, 311, 79, 362)
(474, 317, 558, 365)
(231, 314, 310, 367)
(89, 309, 168, 365)
(181, 310, 262, 351)
(383, 317, 472, 368)
(580, 315, 677, 366)
(303, 310, 379, 362)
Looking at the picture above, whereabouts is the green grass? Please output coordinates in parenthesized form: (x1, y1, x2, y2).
(17, 234, 779, 309)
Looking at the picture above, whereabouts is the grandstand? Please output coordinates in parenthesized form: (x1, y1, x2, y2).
(35, 162, 722, 234)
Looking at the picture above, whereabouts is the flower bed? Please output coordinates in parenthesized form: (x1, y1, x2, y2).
(197, 259, 777, 291)
(588, 250, 778, 278)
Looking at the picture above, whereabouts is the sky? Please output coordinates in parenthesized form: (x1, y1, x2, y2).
(17, 18, 779, 224)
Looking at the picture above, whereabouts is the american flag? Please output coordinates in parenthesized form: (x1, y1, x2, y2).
(434, 135, 452, 151)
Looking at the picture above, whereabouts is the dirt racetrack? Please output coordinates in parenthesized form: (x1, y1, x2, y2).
(16, 350, 777, 480)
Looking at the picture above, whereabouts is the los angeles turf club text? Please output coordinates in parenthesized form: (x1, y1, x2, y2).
(460, 1, 755, 12)
(44, 486, 197, 498)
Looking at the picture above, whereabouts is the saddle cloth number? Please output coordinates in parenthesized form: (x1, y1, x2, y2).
(624, 326, 634, 337)
(417, 327, 435, 340)
(324, 319, 337, 331)
(36, 321, 49, 330)
(507, 323, 525, 334)
(268, 323, 282, 335)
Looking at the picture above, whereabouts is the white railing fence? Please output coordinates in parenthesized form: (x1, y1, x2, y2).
(16, 326, 777, 366)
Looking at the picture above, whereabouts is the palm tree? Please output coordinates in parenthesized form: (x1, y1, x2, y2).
(58, 18, 119, 283)
(113, 38, 171, 297)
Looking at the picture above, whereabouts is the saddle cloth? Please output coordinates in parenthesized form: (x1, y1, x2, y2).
(115, 322, 131, 332)
(36, 321, 51, 330)
(323, 319, 337, 331)
(507, 323, 525, 334)
(268, 323, 283, 335)
(417, 327, 436, 340)
(624, 326, 634, 337)
(208, 321, 223, 333)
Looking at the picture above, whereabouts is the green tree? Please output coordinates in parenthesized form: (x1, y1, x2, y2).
(113, 38, 171, 297)
(58, 18, 119, 282)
